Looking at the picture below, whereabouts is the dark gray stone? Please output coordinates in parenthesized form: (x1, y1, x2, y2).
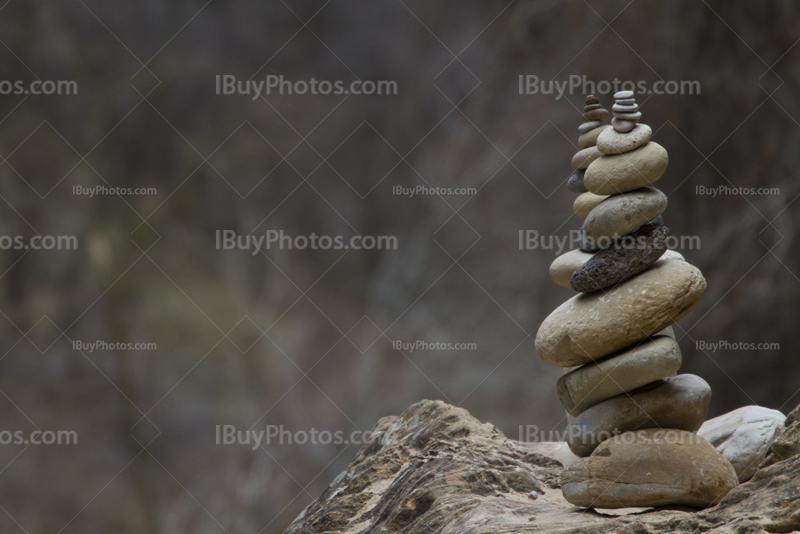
(567, 169, 588, 193)
(571, 223, 669, 292)
(578, 226, 601, 252)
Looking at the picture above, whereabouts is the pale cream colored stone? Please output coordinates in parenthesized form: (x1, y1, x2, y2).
(572, 146, 603, 170)
(578, 124, 610, 148)
(596, 123, 652, 155)
(585, 142, 669, 195)
(549, 249, 595, 288)
(573, 192, 609, 218)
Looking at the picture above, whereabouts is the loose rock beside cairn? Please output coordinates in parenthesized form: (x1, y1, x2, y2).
(537, 91, 739, 509)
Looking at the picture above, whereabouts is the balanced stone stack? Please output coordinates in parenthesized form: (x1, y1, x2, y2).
(538, 91, 739, 509)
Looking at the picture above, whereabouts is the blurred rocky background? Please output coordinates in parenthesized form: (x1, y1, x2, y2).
(0, 0, 798, 532)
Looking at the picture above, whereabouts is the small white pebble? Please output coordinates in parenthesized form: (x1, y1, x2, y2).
(528, 491, 539, 500)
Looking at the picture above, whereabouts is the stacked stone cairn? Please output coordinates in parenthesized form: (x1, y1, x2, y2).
(537, 91, 739, 509)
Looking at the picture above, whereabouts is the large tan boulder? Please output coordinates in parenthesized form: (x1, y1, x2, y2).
(535, 258, 706, 367)
(562, 429, 739, 509)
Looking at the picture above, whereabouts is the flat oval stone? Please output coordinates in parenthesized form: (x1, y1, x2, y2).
(612, 103, 639, 113)
(549, 249, 595, 288)
(570, 223, 670, 293)
(583, 108, 609, 121)
(562, 428, 738, 508)
(582, 186, 667, 245)
(596, 123, 652, 155)
(612, 118, 637, 133)
(614, 90, 635, 99)
(571, 146, 603, 170)
(577, 124, 610, 148)
(614, 111, 642, 121)
(573, 191, 609, 217)
(557, 335, 681, 416)
(585, 142, 669, 195)
(567, 169, 588, 193)
(585, 95, 600, 105)
(565, 374, 712, 456)
(615, 98, 636, 106)
(578, 121, 602, 134)
(698, 406, 786, 482)
(535, 258, 706, 366)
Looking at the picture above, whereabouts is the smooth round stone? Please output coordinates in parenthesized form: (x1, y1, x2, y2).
(614, 111, 642, 121)
(570, 223, 669, 293)
(562, 429, 738, 508)
(583, 108, 609, 121)
(585, 95, 600, 105)
(567, 169, 588, 193)
(578, 121, 602, 134)
(565, 374, 712, 457)
(596, 123, 652, 155)
(614, 90, 635, 99)
(585, 144, 669, 195)
(612, 118, 637, 133)
(549, 249, 595, 288)
(578, 227, 601, 252)
(612, 103, 639, 113)
(534, 258, 706, 366)
(557, 335, 681, 416)
(698, 406, 786, 482)
(571, 146, 603, 170)
(584, 103, 602, 111)
(577, 124, 610, 148)
(573, 192, 609, 218)
(582, 186, 667, 245)
(616, 98, 636, 105)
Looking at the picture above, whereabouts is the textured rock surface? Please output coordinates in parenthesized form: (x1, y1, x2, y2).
(535, 258, 706, 366)
(699, 406, 785, 482)
(557, 335, 681, 416)
(549, 249, 595, 288)
(566, 374, 712, 456)
(286, 399, 800, 534)
(596, 123, 652, 154)
(762, 403, 800, 468)
(585, 142, 669, 195)
(562, 429, 738, 509)
(582, 186, 668, 245)
(571, 223, 670, 292)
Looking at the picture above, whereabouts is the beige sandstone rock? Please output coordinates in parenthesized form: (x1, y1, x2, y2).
(572, 146, 603, 170)
(585, 142, 669, 195)
(582, 186, 667, 245)
(562, 429, 738, 509)
(596, 123, 652, 155)
(565, 374, 712, 456)
(573, 191, 609, 217)
(557, 335, 681, 416)
(578, 124, 611, 148)
(535, 258, 706, 367)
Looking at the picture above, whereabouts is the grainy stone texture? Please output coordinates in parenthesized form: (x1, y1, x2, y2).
(578, 124, 610, 148)
(557, 335, 681, 416)
(699, 406, 785, 482)
(596, 123, 652, 155)
(565, 374, 711, 457)
(535, 258, 706, 367)
(582, 186, 668, 245)
(585, 143, 669, 195)
(286, 399, 800, 533)
(573, 191, 609, 217)
(761, 402, 800, 468)
(549, 249, 595, 289)
(571, 223, 669, 293)
(562, 429, 738, 509)
(567, 169, 587, 193)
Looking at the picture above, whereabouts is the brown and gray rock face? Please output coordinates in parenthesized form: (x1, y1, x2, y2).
(566, 374, 712, 456)
(285, 399, 800, 534)
(761, 402, 800, 468)
(699, 406, 785, 482)
(582, 186, 668, 246)
(562, 429, 738, 509)
(535, 258, 706, 367)
(570, 222, 670, 292)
